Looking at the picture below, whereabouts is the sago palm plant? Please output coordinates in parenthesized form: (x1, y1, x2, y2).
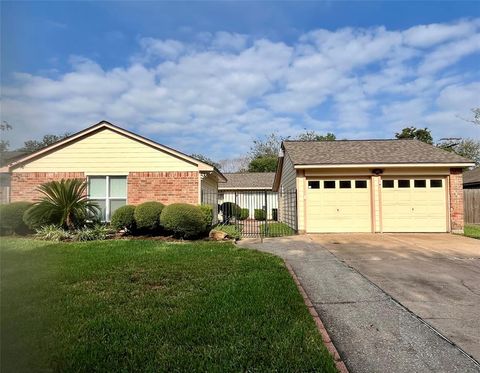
(24, 179, 100, 230)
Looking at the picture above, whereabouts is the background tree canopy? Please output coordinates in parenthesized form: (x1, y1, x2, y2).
(395, 127, 433, 144)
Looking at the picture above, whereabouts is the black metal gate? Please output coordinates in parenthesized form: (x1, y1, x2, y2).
(203, 189, 297, 238)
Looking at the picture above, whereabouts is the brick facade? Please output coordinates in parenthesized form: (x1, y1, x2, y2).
(10, 172, 86, 202)
(449, 168, 464, 233)
(127, 171, 199, 205)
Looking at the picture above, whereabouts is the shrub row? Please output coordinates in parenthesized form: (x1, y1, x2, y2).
(1, 201, 214, 240)
(111, 201, 214, 238)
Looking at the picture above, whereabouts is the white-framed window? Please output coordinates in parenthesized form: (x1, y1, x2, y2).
(88, 176, 127, 221)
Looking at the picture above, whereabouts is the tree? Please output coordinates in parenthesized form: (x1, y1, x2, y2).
(22, 133, 71, 153)
(191, 153, 221, 169)
(395, 127, 433, 144)
(460, 108, 480, 126)
(0, 121, 12, 154)
(247, 133, 284, 173)
(297, 130, 336, 141)
(218, 157, 250, 173)
(437, 138, 480, 165)
(248, 156, 278, 172)
(24, 179, 100, 230)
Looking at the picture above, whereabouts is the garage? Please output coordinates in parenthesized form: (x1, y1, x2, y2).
(273, 139, 475, 234)
(381, 177, 447, 232)
(306, 178, 371, 233)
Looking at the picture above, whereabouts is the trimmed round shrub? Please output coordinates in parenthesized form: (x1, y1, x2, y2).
(0, 201, 32, 235)
(254, 208, 266, 221)
(220, 202, 241, 221)
(161, 203, 207, 238)
(239, 208, 249, 220)
(111, 205, 136, 231)
(134, 201, 164, 231)
(199, 204, 213, 228)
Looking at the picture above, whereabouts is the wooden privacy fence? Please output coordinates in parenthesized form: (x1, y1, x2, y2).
(464, 189, 480, 224)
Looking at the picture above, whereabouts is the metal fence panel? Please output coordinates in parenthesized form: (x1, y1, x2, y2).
(204, 189, 297, 238)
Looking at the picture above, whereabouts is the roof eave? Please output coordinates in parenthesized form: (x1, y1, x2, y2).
(293, 162, 476, 169)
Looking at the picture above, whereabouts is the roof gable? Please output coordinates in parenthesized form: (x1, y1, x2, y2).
(4, 121, 221, 176)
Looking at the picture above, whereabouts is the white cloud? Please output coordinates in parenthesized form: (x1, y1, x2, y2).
(139, 38, 186, 60)
(418, 33, 480, 74)
(211, 31, 248, 51)
(403, 18, 480, 48)
(2, 18, 480, 160)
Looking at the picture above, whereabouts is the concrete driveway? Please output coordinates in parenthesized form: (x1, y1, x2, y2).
(239, 234, 480, 372)
(310, 233, 480, 363)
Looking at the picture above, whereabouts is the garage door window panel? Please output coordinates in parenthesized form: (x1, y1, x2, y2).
(339, 180, 351, 189)
(382, 180, 394, 188)
(355, 180, 367, 188)
(414, 180, 426, 188)
(398, 180, 410, 188)
(308, 181, 320, 189)
(324, 181, 336, 189)
(430, 180, 443, 188)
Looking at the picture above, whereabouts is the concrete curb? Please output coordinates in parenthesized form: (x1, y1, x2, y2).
(284, 261, 349, 373)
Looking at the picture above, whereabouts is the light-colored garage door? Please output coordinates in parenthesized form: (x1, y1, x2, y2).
(381, 178, 447, 232)
(306, 179, 371, 233)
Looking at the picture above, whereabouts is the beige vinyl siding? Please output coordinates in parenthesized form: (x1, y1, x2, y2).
(201, 174, 219, 223)
(279, 153, 297, 229)
(280, 154, 296, 191)
(13, 129, 198, 173)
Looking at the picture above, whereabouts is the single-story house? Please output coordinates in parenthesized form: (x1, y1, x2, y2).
(218, 172, 277, 219)
(463, 167, 480, 189)
(273, 139, 475, 234)
(1, 121, 226, 221)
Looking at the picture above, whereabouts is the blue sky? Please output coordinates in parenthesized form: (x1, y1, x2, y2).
(1, 1, 480, 161)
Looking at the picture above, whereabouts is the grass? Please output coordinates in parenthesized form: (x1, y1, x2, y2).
(1, 238, 336, 373)
(464, 224, 480, 239)
(260, 222, 296, 237)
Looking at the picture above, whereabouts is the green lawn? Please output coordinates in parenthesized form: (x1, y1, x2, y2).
(1, 238, 336, 373)
(464, 224, 480, 239)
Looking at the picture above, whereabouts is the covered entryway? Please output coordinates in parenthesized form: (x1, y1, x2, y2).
(381, 177, 447, 232)
(306, 178, 371, 233)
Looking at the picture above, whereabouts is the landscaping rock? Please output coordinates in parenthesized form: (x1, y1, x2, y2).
(209, 230, 227, 240)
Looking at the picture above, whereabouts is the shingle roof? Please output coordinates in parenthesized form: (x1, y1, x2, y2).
(282, 139, 473, 165)
(463, 167, 480, 185)
(220, 172, 275, 190)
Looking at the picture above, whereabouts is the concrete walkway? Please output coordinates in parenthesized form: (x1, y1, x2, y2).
(238, 236, 480, 373)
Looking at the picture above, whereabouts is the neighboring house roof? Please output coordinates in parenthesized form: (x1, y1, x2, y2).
(463, 167, 480, 186)
(219, 172, 275, 190)
(1, 120, 226, 182)
(282, 139, 474, 166)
